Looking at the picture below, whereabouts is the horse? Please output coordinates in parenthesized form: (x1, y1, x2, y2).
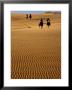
(39, 18, 43, 29)
(26, 14, 28, 19)
(29, 14, 32, 20)
(47, 18, 51, 28)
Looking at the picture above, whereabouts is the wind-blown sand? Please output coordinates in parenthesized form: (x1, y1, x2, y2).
(11, 12, 61, 79)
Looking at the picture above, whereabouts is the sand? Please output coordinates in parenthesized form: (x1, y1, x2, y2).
(11, 12, 61, 79)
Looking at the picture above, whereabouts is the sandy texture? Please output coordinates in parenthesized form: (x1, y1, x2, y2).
(11, 12, 61, 79)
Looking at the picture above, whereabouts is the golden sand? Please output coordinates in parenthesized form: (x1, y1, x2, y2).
(11, 13, 61, 79)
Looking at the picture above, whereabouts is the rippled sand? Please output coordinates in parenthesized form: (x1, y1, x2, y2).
(11, 13, 61, 79)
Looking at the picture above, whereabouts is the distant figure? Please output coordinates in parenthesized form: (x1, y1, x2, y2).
(29, 14, 32, 20)
(39, 18, 43, 29)
(26, 14, 28, 19)
(47, 18, 51, 28)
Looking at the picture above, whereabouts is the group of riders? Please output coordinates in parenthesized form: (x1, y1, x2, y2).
(26, 14, 32, 20)
(26, 14, 51, 29)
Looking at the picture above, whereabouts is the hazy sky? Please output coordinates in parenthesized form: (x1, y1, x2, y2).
(11, 11, 61, 14)
(11, 11, 46, 14)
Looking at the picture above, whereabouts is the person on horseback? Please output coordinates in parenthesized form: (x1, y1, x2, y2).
(39, 18, 43, 29)
(29, 14, 32, 20)
(47, 18, 51, 28)
(26, 14, 28, 19)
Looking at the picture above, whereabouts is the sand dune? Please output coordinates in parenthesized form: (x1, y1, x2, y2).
(11, 13, 61, 79)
